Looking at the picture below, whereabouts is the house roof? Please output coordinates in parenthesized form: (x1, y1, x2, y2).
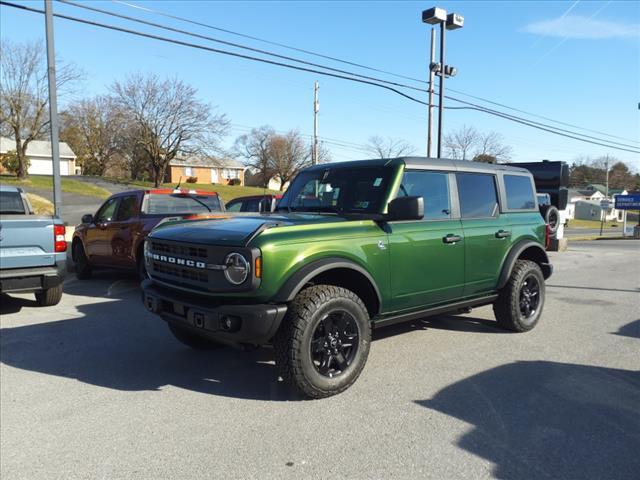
(0, 136, 76, 159)
(170, 155, 244, 169)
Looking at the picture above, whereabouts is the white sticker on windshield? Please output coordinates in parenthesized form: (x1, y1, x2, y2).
(373, 177, 383, 187)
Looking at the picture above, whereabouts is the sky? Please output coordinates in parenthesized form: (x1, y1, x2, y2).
(1, 0, 639, 168)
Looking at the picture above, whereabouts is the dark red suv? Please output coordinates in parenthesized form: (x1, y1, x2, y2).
(72, 189, 224, 279)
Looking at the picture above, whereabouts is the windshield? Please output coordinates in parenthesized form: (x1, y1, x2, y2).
(278, 166, 394, 215)
(0, 191, 26, 214)
(143, 193, 222, 215)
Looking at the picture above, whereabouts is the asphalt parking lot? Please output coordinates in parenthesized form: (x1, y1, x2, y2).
(1, 240, 639, 479)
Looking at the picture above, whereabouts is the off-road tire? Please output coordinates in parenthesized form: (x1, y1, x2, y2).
(273, 285, 371, 399)
(137, 257, 148, 282)
(493, 260, 545, 332)
(543, 205, 560, 236)
(73, 241, 92, 280)
(35, 284, 63, 307)
(168, 323, 223, 350)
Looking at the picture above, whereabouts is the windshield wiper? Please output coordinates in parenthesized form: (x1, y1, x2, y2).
(290, 206, 340, 215)
(184, 196, 212, 212)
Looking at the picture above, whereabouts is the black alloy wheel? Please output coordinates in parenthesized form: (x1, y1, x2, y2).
(519, 274, 540, 320)
(310, 310, 360, 378)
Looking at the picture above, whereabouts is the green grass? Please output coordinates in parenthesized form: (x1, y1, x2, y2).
(568, 219, 621, 229)
(25, 193, 54, 215)
(123, 180, 280, 202)
(0, 175, 111, 199)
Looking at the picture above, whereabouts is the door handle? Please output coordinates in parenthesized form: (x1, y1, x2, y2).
(443, 234, 462, 244)
(495, 230, 512, 239)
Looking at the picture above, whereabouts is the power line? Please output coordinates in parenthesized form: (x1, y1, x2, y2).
(3, 0, 638, 155)
(111, 0, 428, 87)
(56, 0, 428, 94)
(112, 0, 640, 146)
(56, 0, 640, 152)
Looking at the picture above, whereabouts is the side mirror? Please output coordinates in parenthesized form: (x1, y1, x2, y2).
(82, 214, 94, 224)
(387, 196, 424, 221)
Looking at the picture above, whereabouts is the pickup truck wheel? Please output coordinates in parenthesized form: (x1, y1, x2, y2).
(493, 260, 545, 332)
(35, 285, 63, 307)
(273, 285, 371, 399)
(73, 242, 92, 280)
(168, 323, 223, 350)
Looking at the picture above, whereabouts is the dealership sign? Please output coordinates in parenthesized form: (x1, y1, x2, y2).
(614, 194, 640, 210)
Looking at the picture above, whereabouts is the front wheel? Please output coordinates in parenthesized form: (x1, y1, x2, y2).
(493, 260, 545, 332)
(73, 241, 92, 280)
(273, 285, 371, 399)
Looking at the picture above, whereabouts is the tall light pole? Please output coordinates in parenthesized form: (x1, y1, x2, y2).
(44, 0, 62, 217)
(422, 7, 464, 158)
(427, 28, 436, 157)
(312, 81, 319, 165)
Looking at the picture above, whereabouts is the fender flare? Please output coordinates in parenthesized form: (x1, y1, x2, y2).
(273, 258, 383, 312)
(497, 240, 551, 289)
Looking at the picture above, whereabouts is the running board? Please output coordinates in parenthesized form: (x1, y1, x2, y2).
(372, 295, 498, 329)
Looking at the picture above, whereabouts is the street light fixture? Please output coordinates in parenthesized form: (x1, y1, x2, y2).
(422, 7, 464, 158)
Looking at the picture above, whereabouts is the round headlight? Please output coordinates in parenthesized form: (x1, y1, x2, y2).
(224, 253, 250, 285)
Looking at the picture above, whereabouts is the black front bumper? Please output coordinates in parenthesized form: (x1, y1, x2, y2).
(0, 260, 66, 294)
(141, 280, 287, 346)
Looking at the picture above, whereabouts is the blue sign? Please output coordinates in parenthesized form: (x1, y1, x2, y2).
(614, 194, 640, 210)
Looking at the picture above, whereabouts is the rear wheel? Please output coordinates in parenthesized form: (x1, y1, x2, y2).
(493, 260, 545, 332)
(73, 241, 92, 280)
(168, 323, 223, 350)
(35, 284, 63, 306)
(273, 285, 371, 399)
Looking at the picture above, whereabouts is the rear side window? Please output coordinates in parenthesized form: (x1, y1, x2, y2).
(115, 195, 138, 221)
(504, 175, 536, 210)
(399, 171, 451, 220)
(0, 191, 26, 214)
(456, 173, 499, 218)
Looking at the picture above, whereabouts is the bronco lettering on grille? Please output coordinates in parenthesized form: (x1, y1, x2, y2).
(151, 253, 206, 269)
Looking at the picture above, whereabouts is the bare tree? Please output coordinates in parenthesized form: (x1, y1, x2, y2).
(60, 96, 126, 176)
(111, 74, 228, 187)
(0, 39, 81, 178)
(475, 131, 513, 162)
(234, 125, 276, 188)
(366, 135, 416, 158)
(269, 130, 312, 190)
(444, 125, 479, 160)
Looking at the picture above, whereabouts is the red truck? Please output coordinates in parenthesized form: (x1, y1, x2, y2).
(72, 189, 224, 279)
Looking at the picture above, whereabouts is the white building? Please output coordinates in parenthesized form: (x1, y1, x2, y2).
(0, 137, 77, 176)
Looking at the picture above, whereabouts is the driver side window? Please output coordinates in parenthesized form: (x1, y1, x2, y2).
(399, 171, 452, 220)
(95, 198, 119, 223)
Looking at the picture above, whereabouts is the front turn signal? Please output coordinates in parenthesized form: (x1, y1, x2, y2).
(255, 257, 262, 278)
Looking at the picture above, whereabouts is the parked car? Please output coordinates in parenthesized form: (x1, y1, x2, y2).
(72, 189, 224, 280)
(224, 194, 283, 213)
(0, 185, 66, 306)
(141, 158, 552, 398)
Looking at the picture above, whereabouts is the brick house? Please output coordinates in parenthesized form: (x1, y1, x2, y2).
(168, 156, 246, 185)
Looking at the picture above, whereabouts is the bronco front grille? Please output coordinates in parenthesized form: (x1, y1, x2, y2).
(153, 262, 208, 283)
(151, 241, 208, 259)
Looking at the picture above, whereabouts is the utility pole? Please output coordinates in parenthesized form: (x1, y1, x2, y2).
(427, 28, 436, 157)
(44, 0, 62, 218)
(436, 20, 445, 158)
(600, 157, 610, 236)
(312, 81, 319, 165)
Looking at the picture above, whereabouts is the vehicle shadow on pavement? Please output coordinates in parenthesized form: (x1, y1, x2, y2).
(0, 294, 38, 314)
(416, 361, 640, 480)
(0, 279, 298, 401)
(614, 319, 640, 339)
(373, 314, 506, 341)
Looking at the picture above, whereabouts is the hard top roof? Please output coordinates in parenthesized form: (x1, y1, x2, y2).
(304, 157, 531, 174)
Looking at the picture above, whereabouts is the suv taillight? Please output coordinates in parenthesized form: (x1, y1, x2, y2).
(545, 223, 550, 249)
(54, 224, 67, 252)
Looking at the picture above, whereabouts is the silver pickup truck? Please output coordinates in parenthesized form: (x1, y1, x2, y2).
(0, 185, 66, 306)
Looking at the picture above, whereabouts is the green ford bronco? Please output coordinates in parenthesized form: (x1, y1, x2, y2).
(141, 157, 552, 398)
